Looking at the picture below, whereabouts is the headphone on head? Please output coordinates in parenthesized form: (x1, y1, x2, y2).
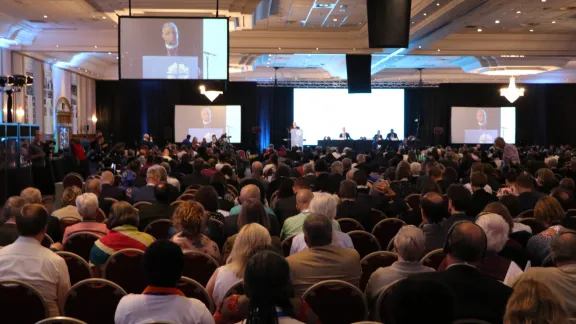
(443, 221, 488, 260)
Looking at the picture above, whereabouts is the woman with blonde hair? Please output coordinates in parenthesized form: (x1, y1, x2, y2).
(171, 201, 221, 262)
(528, 196, 567, 265)
(206, 223, 271, 306)
(505, 279, 570, 324)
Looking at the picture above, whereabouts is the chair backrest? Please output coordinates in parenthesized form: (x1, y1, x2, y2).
(63, 231, 101, 262)
(178, 194, 195, 201)
(144, 219, 173, 240)
(96, 208, 107, 223)
(133, 201, 152, 209)
(223, 280, 245, 299)
(453, 319, 493, 324)
(63, 278, 127, 324)
(347, 230, 381, 259)
(0, 279, 48, 323)
(359, 251, 398, 291)
(60, 217, 82, 234)
(104, 197, 119, 204)
(302, 280, 368, 324)
(370, 209, 386, 225)
(56, 251, 93, 286)
(227, 184, 239, 197)
(281, 234, 297, 257)
(103, 249, 147, 294)
(184, 189, 199, 196)
(42, 233, 55, 248)
(269, 191, 280, 209)
(371, 218, 406, 251)
(170, 200, 185, 207)
(182, 251, 220, 287)
(375, 279, 403, 323)
(518, 218, 546, 235)
(337, 218, 366, 233)
(177, 277, 215, 313)
(186, 184, 203, 191)
(113, 175, 122, 187)
(420, 248, 446, 271)
(35, 316, 88, 324)
(517, 209, 534, 219)
(566, 209, 576, 217)
(404, 194, 420, 211)
(63, 173, 84, 189)
(206, 218, 224, 245)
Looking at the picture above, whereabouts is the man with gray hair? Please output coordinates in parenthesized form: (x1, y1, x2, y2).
(241, 161, 269, 192)
(330, 161, 345, 194)
(342, 157, 352, 173)
(365, 225, 435, 304)
(160, 161, 181, 191)
(100, 171, 126, 201)
(515, 230, 576, 315)
(62, 193, 109, 244)
(130, 167, 162, 203)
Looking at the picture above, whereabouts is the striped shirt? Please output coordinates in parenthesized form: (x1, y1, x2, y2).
(89, 225, 155, 266)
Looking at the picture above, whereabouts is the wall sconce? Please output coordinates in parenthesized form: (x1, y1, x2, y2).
(16, 108, 24, 117)
(91, 115, 98, 123)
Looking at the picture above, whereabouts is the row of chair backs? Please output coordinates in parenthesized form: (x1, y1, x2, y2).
(302, 280, 368, 324)
(0, 279, 49, 323)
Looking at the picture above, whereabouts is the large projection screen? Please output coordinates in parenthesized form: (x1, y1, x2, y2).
(119, 17, 228, 80)
(293, 89, 405, 146)
(174, 105, 241, 143)
(451, 106, 516, 144)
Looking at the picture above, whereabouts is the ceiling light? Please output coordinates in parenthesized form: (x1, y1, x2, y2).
(353, 48, 356, 50)
(423, 13, 427, 16)
(84, 69, 87, 72)
(500, 76, 525, 103)
(530, 29, 534, 32)
(495, 20, 500, 24)
(92, 115, 98, 123)
(102, 16, 106, 19)
(516, 11, 521, 14)
(542, 0, 546, 2)
(116, 56, 119, 59)
(552, 21, 556, 23)
(477, 28, 482, 32)
(339, 9, 345, 12)
(94, 45, 98, 48)
(108, 52, 111, 55)
(278, 47, 281, 50)
(437, 3, 440, 6)
(418, 46, 422, 49)
(437, 49, 441, 52)
(199, 85, 223, 102)
(43, 15, 48, 18)
(316, 48, 319, 50)
(56, 45, 59, 48)
(295, 77, 298, 80)
(412, 21, 415, 24)
(333, 18, 337, 21)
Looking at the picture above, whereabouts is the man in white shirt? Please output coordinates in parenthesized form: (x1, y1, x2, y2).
(0, 204, 71, 316)
(115, 240, 214, 324)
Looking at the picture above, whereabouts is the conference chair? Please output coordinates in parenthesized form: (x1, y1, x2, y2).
(206, 218, 225, 247)
(227, 184, 239, 197)
(59, 217, 82, 234)
(347, 230, 381, 259)
(359, 251, 398, 291)
(186, 184, 203, 191)
(517, 209, 535, 219)
(178, 193, 196, 201)
(177, 277, 215, 314)
(42, 233, 55, 248)
(104, 198, 119, 204)
(133, 201, 152, 209)
(103, 249, 147, 294)
(35, 317, 88, 324)
(303, 280, 368, 324)
(184, 189, 198, 196)
(144, 219, 173, 240)
(453, 319, 492, 324)
(566, 209, 576, 217)
(370, 209, 386, 226)
(371, 218, 406, 251)
(375, 279, 403, 323)
(404, 194, 420, 211)
(63, 173, 84, 189)
(170, 200, 185, 207)
(420, 248, 446, 271)
(518, 218, 546, 235)
(0, 279, 48, 323)
(63, 231, 101, 262)
(96, 208, 107, 223)
(62, 279, 127, 324)
(56, 251, 93, 286)
(223, 280, 245, 299)
(337, 218, 366, 233)
(281, 234, 297, 257)
(182, 251, 220, 287)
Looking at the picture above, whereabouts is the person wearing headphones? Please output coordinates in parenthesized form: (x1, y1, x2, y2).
(411, 221, 513, 323)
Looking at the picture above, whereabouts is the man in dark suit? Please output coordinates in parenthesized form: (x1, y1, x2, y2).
(99, 171, 126, 201)
(137, 183, 174, 231)
(386, 129, 398, 140)
(470, 171, 498, 217)
(181, 158, 210, 192)
(439, 151, 459, 171)
(339, 127, 352, 140)
(442, 184, 474, 232)
(131, 167, 161, 204)
(420, 192, 448, 252)
(517, 172, 545, 212)
(85, 178, 114, 217)
(302, 163, 317, 191)
(336, 180, 374, 232)
(412, 222, 513, 323)
(330, 161, 346, 194)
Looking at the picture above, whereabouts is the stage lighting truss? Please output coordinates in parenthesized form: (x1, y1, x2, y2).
(0, 74, 33, 93)
(256, 80, 439, 88)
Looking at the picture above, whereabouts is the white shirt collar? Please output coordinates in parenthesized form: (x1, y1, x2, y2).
(165, 43, 178, 50)
(15, 236, 41, 246)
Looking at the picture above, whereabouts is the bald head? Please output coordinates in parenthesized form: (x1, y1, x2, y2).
(101, 171, 114, 185)
(420, 192, 446, 224)
(251, 161, 263, 176)
(446, 221, 487, 263)
(86, 179, 102, 196)
(20, 187, 42, 204)
(550, 231, 576, 266)
(17, 204, 48, 237)
(296, 189, 314, 212)
(3, 196, 27, 221)
(303, 213, 333, 248)
(240, 184, 261, 202)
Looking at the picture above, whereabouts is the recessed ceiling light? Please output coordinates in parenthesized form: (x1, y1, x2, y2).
(516, 11, 521, 14)
(333, 18, 337, 21)
(56, 45, 59, 48)
(102, 16, 106, 19)
(84, 70, 87, 72)
(278, 47, 281, 50)
(530, 29, 534, 32)
(94, 45, 98, 48)
(116, 56, 119, 59)
(542, 0, 546, 2)
(316, 48, 319, 50)
(477, 28, 482, 32)
(437, 49, 441, 52)
(412, 21, 415, 24)
(423, 13, 427, 16)
(353, 48, 356, 50)
(495, 20, 500, 24)
(437, 3, 440, 6)
(418, 46, 422, 48)
(108, 52, 111, 55)
(552, 21, 556, 23)
(295, 77, 298, 80)
(43, 15, 48, 18)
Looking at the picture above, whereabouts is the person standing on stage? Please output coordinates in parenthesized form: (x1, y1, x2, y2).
(373, 130, 384, 141)
(292, 122, 300, 129)
(386, 129, 398, 141)
(339, 127, 352, 140)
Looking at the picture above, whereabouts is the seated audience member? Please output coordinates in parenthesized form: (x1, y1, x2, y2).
(410, 162, 422, 184)
(62, 193, 109, 244)
(527, 196, 567, 266)
(240, 161, 269, 193)
(161, 161, 181, 191)
(363, 179, 408, 220)
(181, 158, 210, 190)
(0, 196, 27, 246)
(210, 172, 236, 212)
(225, 185, 280, 237)
(516, 172, 545, 212)
(428, 165, 448, 193)
(500, 194, 523, 218)
(469, 171, 498, 217)
(551, 187, 574, 213)
(474, 213, 523, 285)
(384, 278, 456, 324)
(171, 201, 221, 263)
(130, 167, 162, 203)
(207, 223, 271, 306)
(287, 213, 361, 297)
(515, 230, 576, 316)
(390, 166, 417, 199)
(559, 178, 575, 196)
(497, 171, 519, 198)
(463, 163, 493, 194)
(504, 279, 570, 324)
(214, 249, 317, 324)
(222, 199, 281, 261)
(421, 192, 448, 252)
(0, 204, 71, 316)
(176, 153, 194, 175)
(90, 202, 155, 274)
(482, 202, 531, 235)
(536, 168, 558, 194)
(442, 184, 473, 232)
(153, 164, 181, 202)
(412, 221, 513, 323)
(85, 178, 114, 217)
(421, 179, 442, 195)
(52, 186, 83, 220)
(114, 240, 214, 324)
(127, 159, 147, 188)
(273, 178, 298, 224)
(194, 186, 227, 221)
(330, 161, 346, 194)
(20, 187, 62, 242)
(137, 183, 174, 231)
(336, 180, 373, 231)
(365, 226, 435, 305)
(290, 194, 352, 255)
(100, 170, 126, 201)
(302, 163, 317, 191)
(220, 165, 239, 189)
(352, 170, 371, 195)
(280, 190, 315, 240)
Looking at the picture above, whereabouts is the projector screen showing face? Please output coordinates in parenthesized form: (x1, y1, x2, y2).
(451, 107, 516, 144)
(119, 17, 228, 80)
(294, 89, 405, 146)
(174, 105, 241, 143)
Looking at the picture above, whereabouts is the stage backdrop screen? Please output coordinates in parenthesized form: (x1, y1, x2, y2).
(119, 17, 228, 80)
(451, 106, 516, 144)
(293, 89, 405, 146)
(174, 105, 241, 143)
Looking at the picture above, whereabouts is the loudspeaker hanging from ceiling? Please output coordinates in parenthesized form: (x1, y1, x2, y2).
(366, 0, 412, 48)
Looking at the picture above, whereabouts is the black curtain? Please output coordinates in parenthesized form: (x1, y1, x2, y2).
(256, 87, 294, 150)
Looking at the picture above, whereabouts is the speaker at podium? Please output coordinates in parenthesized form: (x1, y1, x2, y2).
(291, 128, 304, 148)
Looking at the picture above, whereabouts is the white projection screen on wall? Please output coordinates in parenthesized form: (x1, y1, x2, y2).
(451, 106, 516, 144)
(174, 105, 241, 143)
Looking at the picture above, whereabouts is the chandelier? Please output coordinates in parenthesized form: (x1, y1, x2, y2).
(500, 76, 525, 103)
(199, 85, 223, 102)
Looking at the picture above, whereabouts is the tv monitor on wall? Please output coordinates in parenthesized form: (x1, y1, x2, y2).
(119, 17, 229, 80)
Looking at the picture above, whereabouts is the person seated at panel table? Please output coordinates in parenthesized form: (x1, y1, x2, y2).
(386, 129, 398, 141)
(339, 127, 352, 140)
(373, 130, 384, 141)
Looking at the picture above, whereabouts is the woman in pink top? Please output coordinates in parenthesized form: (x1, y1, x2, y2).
(62, 193, 108, 244)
